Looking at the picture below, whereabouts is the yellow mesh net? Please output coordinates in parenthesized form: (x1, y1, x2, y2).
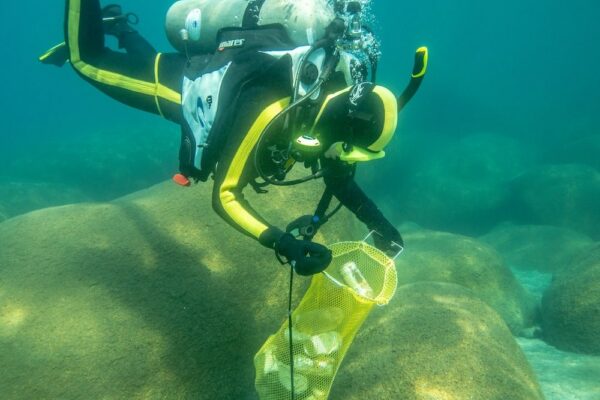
(254, 241, 398, 400)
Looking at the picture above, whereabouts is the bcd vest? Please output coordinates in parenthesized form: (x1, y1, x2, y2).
(178, 26, 363, 182)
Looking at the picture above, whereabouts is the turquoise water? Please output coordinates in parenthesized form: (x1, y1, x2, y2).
(0, 1, 599, 399)
(1, 1, 599, 196)
(2, 1, 598, 210)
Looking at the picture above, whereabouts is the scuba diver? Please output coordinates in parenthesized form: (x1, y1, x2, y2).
(43, 0, 427, 276)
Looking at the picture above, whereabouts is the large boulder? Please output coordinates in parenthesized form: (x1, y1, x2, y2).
(5, 124, 178, 202)
(541, 244, 600, 355)
(0, 205, 7, 223)
(331, 282, 545, 400)
(544, 133, 600, 171)
(392, 133, 533, 236)
(480, 224, 594, 273)
(517, 337, 600, 400)
(0, 181, 90, 218)
(510, 164, 600, 240)
(395, 228, 537, 334)
(0, 178, 362, 399)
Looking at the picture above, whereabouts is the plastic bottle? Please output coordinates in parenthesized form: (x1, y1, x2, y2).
(261, 346, 279, 374)
(303, 331, 342, 357)
(284, 327, 311, 343)
(293, 354, 335, 376)
(307, 389, 329, 400)
(278, 364, 309, 395)
(294, 307, 345, 334)
(284, 308, 345, 348)
(340, 261, 374, 299)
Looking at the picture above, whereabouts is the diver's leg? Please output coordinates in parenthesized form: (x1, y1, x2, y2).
(65, 0, 104, 62)
(119, 32, 157, 58)
(64, 0, 183, 121)
(41, 3, 155, 66)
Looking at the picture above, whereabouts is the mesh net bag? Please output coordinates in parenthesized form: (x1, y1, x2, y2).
(254, 241, 398, 400)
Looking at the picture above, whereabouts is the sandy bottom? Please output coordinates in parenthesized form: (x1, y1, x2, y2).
(511, 267, 600, 400)
(518, 338, 600, 400)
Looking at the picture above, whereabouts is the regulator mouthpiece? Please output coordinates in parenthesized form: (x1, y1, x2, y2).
(349, 14, 362, 39)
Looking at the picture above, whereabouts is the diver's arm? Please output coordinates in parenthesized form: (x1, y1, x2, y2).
(212, 84, 318, 248)
(117, 31, 157, 58)
(211, 87, 331, 274)
(323, 161, 403, 249)
(211, 95, 290, 249)
(64, 0, 185, 123)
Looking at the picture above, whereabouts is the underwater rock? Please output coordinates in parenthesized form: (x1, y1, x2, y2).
(5, 124, 178, 202)
(0, 181, 90, 218)
(332, 282, 545, 400)
(480, 224, 594, 273)
(516, 337, 600, 400)
(0, 177, 362, 399)
(0, 205, 7, 223)
(395, 228, 537, 335)
(397, 133, 533, 236)
(541, 244, 600, 355)
(544, 133, 600, 171)
(510, 164, 600, 240)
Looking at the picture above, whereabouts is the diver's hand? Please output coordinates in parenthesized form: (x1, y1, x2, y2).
(372, 222, 404, 256)
(275, 234, 332, 276)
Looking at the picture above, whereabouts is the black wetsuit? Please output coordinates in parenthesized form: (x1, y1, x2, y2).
(64, 0, 402, 250)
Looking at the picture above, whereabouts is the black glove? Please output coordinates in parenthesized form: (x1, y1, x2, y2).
(353, 199, 403, 255)
(371, 221, 404, 256)
(275, 234, 333, 276)
(102, 4, 137, 38)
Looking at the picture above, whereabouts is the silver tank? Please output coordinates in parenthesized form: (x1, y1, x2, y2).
(165, 0, 335, 54)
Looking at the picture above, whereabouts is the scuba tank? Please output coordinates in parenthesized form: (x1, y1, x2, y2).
(165, 0, 336, 54)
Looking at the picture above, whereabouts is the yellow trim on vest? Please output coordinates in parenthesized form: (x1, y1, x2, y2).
(325, 142, 385, 163)
(311, 85, 397, 156)
(367, 86, 398, 152)
(219, 98, 291, 239)
(68, 0, 181, 107)
(341, 147, 385, 163)
(310, 87, 352, 133)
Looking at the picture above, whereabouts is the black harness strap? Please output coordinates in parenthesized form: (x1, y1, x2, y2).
(314, 188, 334, 221)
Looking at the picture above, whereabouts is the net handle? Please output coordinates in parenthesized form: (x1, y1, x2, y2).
(363, 230, 405, 260)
